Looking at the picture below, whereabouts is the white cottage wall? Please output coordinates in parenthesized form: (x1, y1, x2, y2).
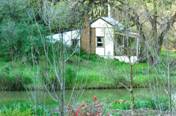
(95, 28, 105, 56)
(91, 19, 112, 28)
(91, 19, 114, 56)
(96, 48, 105, 55)
(94, 27, 114, 56)
(104, 28, 114, 56)
(47, 30, 80, 46)
(96, 28, 105, 36)
(63, 30, 81, 46)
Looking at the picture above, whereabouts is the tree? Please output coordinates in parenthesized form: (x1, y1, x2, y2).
(26, 0, 86, 115)
(148, 12, 176, 115)
(108, 0, 176, 65)
(102, 36, 139, 114)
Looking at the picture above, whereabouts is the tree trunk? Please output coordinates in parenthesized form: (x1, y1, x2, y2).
(60, 33, 64, 116)
(166, 36, 172, 116)
(130, 64, 135, 114)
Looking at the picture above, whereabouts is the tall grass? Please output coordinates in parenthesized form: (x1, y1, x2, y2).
(110, 97, 169, 111)
(0, 59, 33, 91)
(1, 49, 175, 90)
(38, 52, 176, 89)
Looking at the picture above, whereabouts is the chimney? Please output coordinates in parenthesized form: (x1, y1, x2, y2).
(108, 0, 111, 17)
(86, 15, 90, 39)
(86, 15, 91, 52)
(81, 15, 91, 52)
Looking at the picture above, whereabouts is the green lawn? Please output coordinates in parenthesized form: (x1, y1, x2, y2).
(0, 49, 176, 90)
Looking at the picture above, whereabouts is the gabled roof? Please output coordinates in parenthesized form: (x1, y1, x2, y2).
(91, 17, 124, 30)
(101, 17, 123, 26)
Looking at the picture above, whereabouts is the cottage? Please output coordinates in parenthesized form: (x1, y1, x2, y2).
(48, 16, 139, 63)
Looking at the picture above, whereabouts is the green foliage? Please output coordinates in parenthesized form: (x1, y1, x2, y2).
(0, 56, 12, 62)
(26, 0, 42, 19)
(40, 67, 76, 90)
(84, 0, 90, 6)
(0, 48, 175, 91)
(0, 61, 33, 91)
(0, 107, 32, 116)
(0, 0, 27, 22)
(0, 20, 49, 59)
(89, 53, 101, 61)
(39, 57, 76, 90)
(143, 98, 169, 111)
(0, 102, 50, 116)
(0, 72, 32, 91)
(65, 67, 76, 89)
(110, 100, 130, 110)
(0, 0, 49, 61)
(110, 113, 121, 116)
(75, 49, 103, 61)
(110, 98, 169, 111)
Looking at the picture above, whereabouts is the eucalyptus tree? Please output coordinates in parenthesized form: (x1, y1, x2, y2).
(0, 0, 31, 59)
(98, 0, 176, 114)
(108, 0, 176, 65)
(148, 1, 176, 114)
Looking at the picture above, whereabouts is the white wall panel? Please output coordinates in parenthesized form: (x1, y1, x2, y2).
(96, 48, 105, 56)
(104, 28, 114, 56)
(91, 19, 112, 28)
(96, 28, 105, 36)
(47, 30, 80, 46)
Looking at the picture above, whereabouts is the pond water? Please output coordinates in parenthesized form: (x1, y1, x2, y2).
(0, 88, 153, 108)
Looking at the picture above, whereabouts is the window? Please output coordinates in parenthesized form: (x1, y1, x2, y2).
(72, 39, 78, 47)
(97, 37, 104, 47)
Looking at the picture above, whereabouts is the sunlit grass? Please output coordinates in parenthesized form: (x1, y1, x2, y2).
(0, 49, 176, 90)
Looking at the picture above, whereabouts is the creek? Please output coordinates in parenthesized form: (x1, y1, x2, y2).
(0, 88, 153, 108)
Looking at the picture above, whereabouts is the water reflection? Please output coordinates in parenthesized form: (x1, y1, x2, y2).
(0, 88, 152, 108)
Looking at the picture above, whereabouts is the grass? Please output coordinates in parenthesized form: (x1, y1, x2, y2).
(0, 49, 176, 90)
(0, 97, 170, 116)
(0, 49, 175, 115)
(0, 102, 50, 116)
(109, 97, 169, 111)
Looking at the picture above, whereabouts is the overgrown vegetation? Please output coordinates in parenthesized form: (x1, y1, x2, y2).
(110, 97, 169, 111)
(0, 102, 50, 116)
(0, 57, 33, 91)
(0, 49, 176, 91)
(0, 0, 176, 115)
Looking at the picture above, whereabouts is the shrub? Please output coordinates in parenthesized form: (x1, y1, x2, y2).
(144, 98, 169, 111)
(0, 102, 50, 116)
(0, 64, 33, 91)
(40, 58, 76, 90)
(0, 73, 33, 91)
(0, 107, 32, 116)
(40, 70, 60, 91)
(75, 49, 102, 61)
(110, 100, 130, 110)
(65, 67, 76, 89)
(110, 98, 169, 111)
(0, 56, 12, 62)
(65, 94, 108, 116)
